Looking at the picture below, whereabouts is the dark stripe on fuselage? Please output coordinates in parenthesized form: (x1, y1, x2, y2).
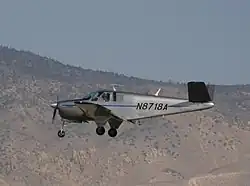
(61, 104, 137, 108)
(102, 104, 137, 107)
(61, 103, 183, 108)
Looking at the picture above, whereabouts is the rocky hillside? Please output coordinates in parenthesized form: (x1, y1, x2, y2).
(1, 46, 250, 186)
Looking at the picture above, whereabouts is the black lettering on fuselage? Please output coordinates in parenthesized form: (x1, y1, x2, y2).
(136, 102, 168, 110)
(136, 103, 143, 109)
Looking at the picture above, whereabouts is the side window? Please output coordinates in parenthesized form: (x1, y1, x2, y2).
(106, 93, 110, 101)
(101, 92, 110, 102)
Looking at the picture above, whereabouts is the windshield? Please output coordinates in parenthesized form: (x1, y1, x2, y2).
(81, 91, 98, 100)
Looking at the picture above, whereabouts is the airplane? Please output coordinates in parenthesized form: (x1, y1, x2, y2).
(50, 81, 215, 138)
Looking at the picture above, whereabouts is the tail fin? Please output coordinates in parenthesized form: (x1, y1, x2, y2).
(187, 81, 215, 103)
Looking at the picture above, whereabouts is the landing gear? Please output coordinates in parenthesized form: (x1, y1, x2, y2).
(108, 128, 117, 137)
(57, 120, 66, 138)
(95, 126, 117, 137)
(96, 126, 105, 135)
(58, 130, 65, 138)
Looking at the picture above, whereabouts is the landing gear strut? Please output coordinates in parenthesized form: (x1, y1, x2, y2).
(57, 120, 66, 138)
(96, 126, 105, 135)
(108, 128, 117, 137)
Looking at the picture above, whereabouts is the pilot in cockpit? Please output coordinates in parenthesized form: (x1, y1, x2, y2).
(101, 92, 110, 102)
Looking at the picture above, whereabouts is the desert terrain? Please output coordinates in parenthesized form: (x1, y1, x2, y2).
(1, 46, 250, 186)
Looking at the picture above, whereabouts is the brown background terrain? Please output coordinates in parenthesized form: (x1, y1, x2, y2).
(1, 46, 250, 186)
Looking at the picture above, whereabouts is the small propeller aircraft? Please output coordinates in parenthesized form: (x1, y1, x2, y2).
(50, 81, 215, 138)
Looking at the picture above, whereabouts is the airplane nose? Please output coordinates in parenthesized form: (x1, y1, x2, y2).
(50, 103, 58, 108)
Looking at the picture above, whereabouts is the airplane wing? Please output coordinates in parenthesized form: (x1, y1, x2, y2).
(74, 101, 124, 129)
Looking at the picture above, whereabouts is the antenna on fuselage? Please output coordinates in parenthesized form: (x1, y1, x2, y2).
(154, 88, 161, 96)
(146, 87, 162, 96)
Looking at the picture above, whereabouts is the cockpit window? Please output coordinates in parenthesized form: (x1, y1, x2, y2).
(101, 92, 110, 102)
(82, 91, 112, 102)
(82, 91, 98, 100)
(90, 91, 103, 101)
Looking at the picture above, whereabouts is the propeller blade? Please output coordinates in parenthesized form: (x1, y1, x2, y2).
(51, 95, 60, 123)
(52, 108, 57, 123)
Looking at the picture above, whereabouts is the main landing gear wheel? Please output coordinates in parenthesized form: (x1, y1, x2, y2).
(58, 130, 65, 138)
(96, 126, 105, 135)
(108, 128, 117, 137)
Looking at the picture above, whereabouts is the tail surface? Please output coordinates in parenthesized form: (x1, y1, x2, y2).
(187, 81, 215, 103)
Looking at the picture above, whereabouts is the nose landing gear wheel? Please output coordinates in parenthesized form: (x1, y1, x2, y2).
(58, 130, 65, 138)
(96, 126, 105, 135)
(108, 128, 117, 137)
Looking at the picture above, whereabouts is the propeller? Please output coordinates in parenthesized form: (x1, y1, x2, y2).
(51, 95, 59, 124)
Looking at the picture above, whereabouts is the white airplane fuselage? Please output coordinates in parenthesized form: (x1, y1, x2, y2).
(86, 93, 214, 121)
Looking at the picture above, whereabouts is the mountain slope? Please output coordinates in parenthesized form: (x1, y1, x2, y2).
(1, 46, 250, 186)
